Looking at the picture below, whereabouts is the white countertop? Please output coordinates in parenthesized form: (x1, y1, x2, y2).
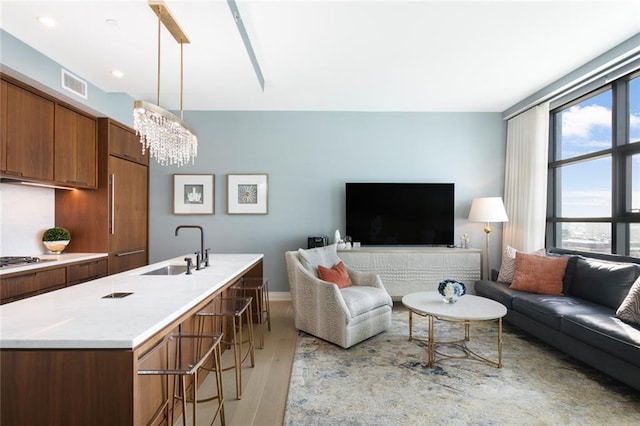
(0, 253, 108, 275)
(0, 253, 263, 350)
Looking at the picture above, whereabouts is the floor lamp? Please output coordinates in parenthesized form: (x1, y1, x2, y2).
(468, 197, 509, 280)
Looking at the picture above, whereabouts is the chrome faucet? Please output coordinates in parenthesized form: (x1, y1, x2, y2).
(175, 225, 207, 270)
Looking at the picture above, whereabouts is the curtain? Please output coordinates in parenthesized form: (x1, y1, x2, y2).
(502, 102, 550, 253)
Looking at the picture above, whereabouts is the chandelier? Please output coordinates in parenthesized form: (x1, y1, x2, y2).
(133, 0, 197, 166)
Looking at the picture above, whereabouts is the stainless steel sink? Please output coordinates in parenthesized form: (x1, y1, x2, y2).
(141, 265, 188, 276)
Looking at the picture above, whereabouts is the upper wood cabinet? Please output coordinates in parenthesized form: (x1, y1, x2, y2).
(109, 121, 149, 166)
(54, 104, 97, 188)
(1, 80, 7, 172)
(1, 75, 98, 189)
(0, 78, 55, 181)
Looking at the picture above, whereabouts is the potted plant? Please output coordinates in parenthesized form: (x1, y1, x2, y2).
(42, 227, 71, 254)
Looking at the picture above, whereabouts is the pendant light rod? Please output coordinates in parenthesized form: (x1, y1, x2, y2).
(156, 8, 161, 106)
(180, 42, 184, 120)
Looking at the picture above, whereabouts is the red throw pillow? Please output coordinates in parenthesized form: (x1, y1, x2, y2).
(317, 261, 353, 289)
(510, 252, 569, 295)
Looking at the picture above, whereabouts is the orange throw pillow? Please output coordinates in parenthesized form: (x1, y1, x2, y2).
(510, 252, 569, 295)
(317, 261, 353, 289)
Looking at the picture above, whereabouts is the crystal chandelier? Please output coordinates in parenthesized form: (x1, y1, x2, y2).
(133, 100, 197, 167)
(133, 0, 197, 167)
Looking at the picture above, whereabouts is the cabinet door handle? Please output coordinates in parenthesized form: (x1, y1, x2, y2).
(116, 249, 145, 257)
(109, 174, 115, 235)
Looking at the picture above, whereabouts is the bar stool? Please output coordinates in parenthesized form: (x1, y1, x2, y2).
(137, 332, 225, 426)
(230, 277, 271, 349)
(196, 295, 255, 399)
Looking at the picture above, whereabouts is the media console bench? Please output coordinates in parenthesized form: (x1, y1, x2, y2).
(338, 247, 482, 300)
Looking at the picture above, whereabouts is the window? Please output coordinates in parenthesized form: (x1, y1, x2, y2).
(547, 71, 640, 256)
(630, 77, 640, 144)
(556, 90, 612, 160)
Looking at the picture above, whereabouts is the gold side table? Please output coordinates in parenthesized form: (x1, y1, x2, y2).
(402, 292, 507, 368)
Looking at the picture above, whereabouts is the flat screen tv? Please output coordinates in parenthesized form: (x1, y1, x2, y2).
(345, 182, 454, 246)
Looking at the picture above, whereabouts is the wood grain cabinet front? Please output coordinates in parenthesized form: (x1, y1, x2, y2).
(0, 267, 67, 304)
(54, 104, 97, 188)
(67, 259, 108, 286)
(108, 120, 149, 166)
(56, 119, 149, 276)
(0, 258, 108, 305)
(0, 78, 55, 181)
(1, 74, 98, 189)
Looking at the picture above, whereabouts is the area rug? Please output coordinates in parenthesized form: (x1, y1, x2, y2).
(284, 305, 640, 425)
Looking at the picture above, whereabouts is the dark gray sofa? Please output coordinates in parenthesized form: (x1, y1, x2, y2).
(475, 248, 640, 391)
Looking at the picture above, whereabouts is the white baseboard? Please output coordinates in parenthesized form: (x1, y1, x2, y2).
(269, 291, 291, 301)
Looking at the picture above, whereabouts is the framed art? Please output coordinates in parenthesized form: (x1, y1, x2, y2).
(173, 174, 214, 215)
(227, 174, 268, 214)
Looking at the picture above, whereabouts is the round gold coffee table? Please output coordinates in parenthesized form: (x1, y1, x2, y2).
(401, 291, 507, 368)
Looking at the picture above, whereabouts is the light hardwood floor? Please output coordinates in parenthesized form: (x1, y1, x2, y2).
(183, 301, 298, 426)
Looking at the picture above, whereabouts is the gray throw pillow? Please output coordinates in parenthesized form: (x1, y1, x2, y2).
(616, 276, 640, 326)
(298, 244, 341, 277)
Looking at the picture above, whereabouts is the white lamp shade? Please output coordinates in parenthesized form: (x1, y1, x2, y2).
(468, 197, 508, 223)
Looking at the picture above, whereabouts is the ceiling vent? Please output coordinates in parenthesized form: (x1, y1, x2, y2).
(61, 69, 88, 99)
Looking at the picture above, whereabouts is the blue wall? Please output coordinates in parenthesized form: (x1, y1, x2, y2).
(149, 111, 505, 292)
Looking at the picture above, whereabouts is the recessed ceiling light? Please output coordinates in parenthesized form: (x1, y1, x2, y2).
(111, 70, 124, 78)
(36, 16, 56, 28)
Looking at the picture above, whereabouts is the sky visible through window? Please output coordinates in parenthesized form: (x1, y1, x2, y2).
(559, 79, 640, 218)
(557, 77, 639, 253)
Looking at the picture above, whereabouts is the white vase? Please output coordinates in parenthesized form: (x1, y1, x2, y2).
(43, 240, 69, 254)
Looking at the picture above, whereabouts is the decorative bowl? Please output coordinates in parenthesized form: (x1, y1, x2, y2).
(43, 240, 69, 254)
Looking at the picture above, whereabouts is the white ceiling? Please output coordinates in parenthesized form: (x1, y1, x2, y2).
(1, 0, 640, 112)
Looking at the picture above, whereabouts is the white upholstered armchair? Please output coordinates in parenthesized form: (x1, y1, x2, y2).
(285, 244, 392, 348)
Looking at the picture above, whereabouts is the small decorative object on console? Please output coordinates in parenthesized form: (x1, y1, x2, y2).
(460, 233, 470, 249)
(438, 279, 466, 304)
(42, 227, 71, 254)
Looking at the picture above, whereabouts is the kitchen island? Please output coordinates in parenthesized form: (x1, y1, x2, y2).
(0, 253, 263, 425)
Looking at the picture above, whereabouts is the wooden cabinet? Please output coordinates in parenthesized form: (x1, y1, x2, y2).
(54, 104, 97, 188)
(109, 121, 149, 165)
(67, 258, 107, 286)
(0, 74, 98, 188)
(0, 78, 55, 181)
(56, 119, 149, 275)
(1, 267, 66, 304)
(108, 155, 148, 274)
(0, 258, 109, 304)
(1, 80, 7, 172)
